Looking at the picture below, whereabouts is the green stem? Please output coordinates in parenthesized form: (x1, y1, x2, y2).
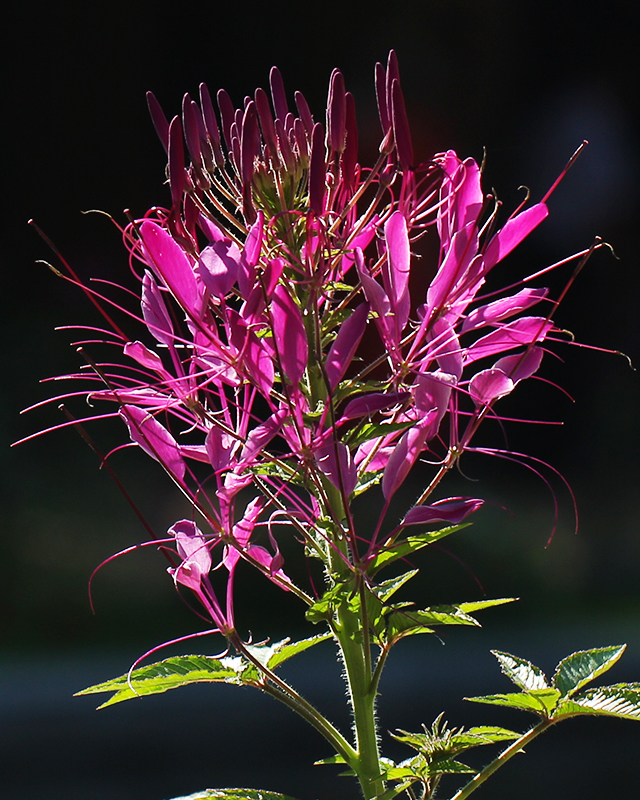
(329, 543, 384, 800)
(229, 631, 357, 767)
(448, 719, 554, 800)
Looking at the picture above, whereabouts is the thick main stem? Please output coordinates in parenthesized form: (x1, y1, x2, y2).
(329, 534, 384, 800)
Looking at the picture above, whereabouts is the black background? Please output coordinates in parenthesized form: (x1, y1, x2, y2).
(2, 2, 639, 799)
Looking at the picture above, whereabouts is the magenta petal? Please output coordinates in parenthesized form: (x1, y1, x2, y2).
(140, 220, 199, 316)
(238, 407, 288, 469)
(205, 426, 236, 472)
(414, 370, 456, 439)
(483, 203, 548, 270)
(342, 391, 411, 421)
(238, 211, 264, 298)
(469, 368, 514, 406)
(383, 211, 411, 335)
(316, 441, 358, 497)
(271, 284, 308, 386)
(120, 405, 186, 481)
(462, 287, 548, 333)
(403, 497, 484, 526)
(464, 316, 553, 364)
(224, 496, 265, 572)
(142, 271, 175, 346)
(169, 519, 211, 584)
(382, 412, 437, 500)
(325, 303, 369, 389)
(494, 346, 544, 384)
(197, 239, 241, 297)
(124, 341, 170, 378)
(339, 219, 377, 278)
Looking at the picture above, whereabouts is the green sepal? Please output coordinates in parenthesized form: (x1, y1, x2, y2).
(554, 683, 640, 721)
(492, 650, 549, 692)
(76, 655, 260, 709)
(367, 524, 468, 574)
(165, 791, 301, 800)
(465, 689, 561, 717)
(552, 645, 626, 698)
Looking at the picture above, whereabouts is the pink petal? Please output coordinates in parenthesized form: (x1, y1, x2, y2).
(403, 497, 484, 526)
(315, 441, 358, 497)
(494, 346, 544, 384)
(468, 368, 514, 406)
(205, 426, 236, 472)
(339, 219, 377, 278)
(124, 341, 172, 379)
(382, 412, 437, 500)
(142, 271, 175, 346)
(197, 239, 241, 297)
(342, 391, 410, 421)
(169, 519, 211, 582)
(120, 404, 186, 481)
(325, 303, 369, 389)
(140, 220, 200, 317)
(383, 211, 411, 335)
(462, 287, 548, 333)
(464, 316, 553, 364)
(237, 407, 288, 469)
(483, 203, 548, 270)
(271, 284, 308, 386)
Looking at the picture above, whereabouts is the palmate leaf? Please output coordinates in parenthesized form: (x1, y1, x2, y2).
(262, 633, 333, 669)
(451, 726, 520, 747)
(465, 689, 561, 717)
(492, 650, 549, 692)
(165, 791, 301, 800)
(556, 683, 640, 721)
(382, 599, 515, 645)
(367, 524, 469, 573)
(76, 655, 261, 709)
(552, 645, 626, 698)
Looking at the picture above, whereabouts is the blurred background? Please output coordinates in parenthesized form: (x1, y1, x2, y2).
(2, 1, 639, 798)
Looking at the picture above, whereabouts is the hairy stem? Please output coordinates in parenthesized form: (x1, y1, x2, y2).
(448, 718, 554, 800)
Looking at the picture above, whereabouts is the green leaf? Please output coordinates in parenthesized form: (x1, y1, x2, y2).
(165, 791, 301, 800)
(347, 420, 414, 449)
(368, 524, 468, 573)
(457, 598, 517, 613)
(353, 470, 382, 496)
(492, 650, 549, 692)
(265, 634, 332, 669)
(314, 754, 347, 766)
(305, 584, 344, 624)
(427, 758, 476, 774)
(465, 689, 561, 717)
(552, 645, 626, 698)
(374, 569, 419, 602)
(555, 683, 640, 721)
(76, 655, 260, 709)
(451, 726, 520, 747)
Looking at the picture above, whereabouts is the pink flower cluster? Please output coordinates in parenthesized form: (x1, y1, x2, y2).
(33, 52, 575, 634)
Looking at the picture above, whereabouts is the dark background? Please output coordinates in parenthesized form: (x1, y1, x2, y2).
(2, 1, 639, 799)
